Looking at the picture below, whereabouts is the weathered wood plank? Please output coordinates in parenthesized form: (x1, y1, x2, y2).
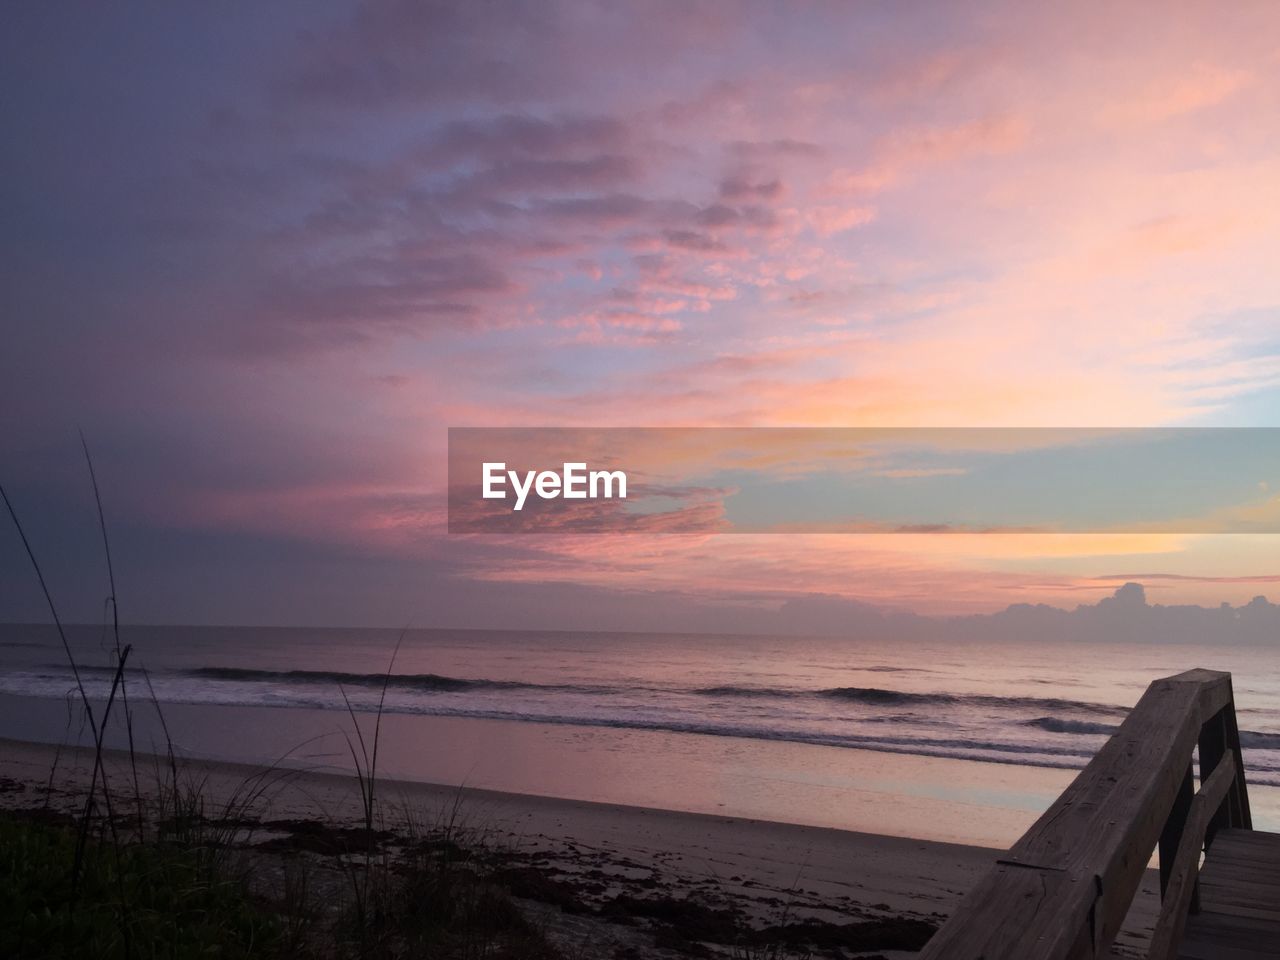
(1178, 827, 1280, 958)
(1207, 829, 1280, 856)
(912, 863, 1089, 958)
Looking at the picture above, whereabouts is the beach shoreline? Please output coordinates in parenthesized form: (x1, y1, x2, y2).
(0, 735, 1162, 957)
(0, 689, 1090, 849)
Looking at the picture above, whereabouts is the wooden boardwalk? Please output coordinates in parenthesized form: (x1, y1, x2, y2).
(1178, 828, 1280, 960)
(918, 669, 1273, 960)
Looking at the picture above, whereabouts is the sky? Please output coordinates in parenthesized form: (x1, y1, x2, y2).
(2, 1, 1279, 629)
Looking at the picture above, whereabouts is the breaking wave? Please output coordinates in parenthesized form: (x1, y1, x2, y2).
(7, 661, 1278, 787)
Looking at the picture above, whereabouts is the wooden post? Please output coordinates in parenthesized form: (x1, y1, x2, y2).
(1220, 678, 1253, 830)
(1159, 764, 1195, 905)
(1198, 706, 1229, 844)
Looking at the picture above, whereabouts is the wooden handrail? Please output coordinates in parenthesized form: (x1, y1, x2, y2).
(918, 669, 1251, 960)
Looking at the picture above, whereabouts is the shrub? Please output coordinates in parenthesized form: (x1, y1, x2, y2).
(0, 813, 278, 960)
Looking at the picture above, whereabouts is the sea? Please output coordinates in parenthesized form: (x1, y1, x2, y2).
(1, 623, 1277, 848)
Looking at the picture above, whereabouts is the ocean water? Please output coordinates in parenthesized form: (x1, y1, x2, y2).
(2, 623, 1278, 846)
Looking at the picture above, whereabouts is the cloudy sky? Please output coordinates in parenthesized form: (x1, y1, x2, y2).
(3, 1, 1279, 628)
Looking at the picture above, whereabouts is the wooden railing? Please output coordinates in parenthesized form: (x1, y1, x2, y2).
(918, 669, 1251, 960)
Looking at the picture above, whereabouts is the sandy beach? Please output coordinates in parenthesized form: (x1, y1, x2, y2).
(0, 735, 1162, 957)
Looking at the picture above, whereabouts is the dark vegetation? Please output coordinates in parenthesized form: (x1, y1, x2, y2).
(1, 811, 274, 959)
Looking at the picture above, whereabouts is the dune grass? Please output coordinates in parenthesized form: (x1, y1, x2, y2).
(0, 812, 277, 959)
(1, 453, 566, 960)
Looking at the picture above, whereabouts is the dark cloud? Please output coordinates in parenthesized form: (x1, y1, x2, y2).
(419, 114, 632, 164)
(447, 482, 729, 535)
(454, 155, 640, 197)
(284, 0, 567, 108)
(771, 584, 1280, 644)
(283, 0, 742, 111)
(663, 229, 729, 252)
(719, 176, 784, 201)
(695, 203, 742, 228)
(727, 139, 825, 159)
(539, 193, 658, 225)
(257, 250, 514, 338)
